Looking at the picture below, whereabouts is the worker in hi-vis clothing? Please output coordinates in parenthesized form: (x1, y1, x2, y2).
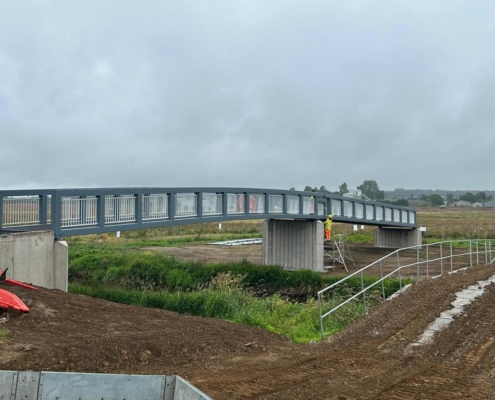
(324, 214, 333, 241)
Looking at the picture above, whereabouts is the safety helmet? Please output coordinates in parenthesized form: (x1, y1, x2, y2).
(328, 214, 333, 219)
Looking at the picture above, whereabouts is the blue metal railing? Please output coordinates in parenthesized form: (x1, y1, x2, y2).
(0, 187, 416, 238)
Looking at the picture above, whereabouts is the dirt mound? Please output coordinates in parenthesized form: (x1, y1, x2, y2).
(3, 264, 495, 399)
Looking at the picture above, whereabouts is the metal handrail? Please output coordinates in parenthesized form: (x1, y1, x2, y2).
(0, 187, 416, 238)
(318, 239, 495, 338)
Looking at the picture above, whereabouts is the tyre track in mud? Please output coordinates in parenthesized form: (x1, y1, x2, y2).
(191, 264, 495, 399)
(3, 265, 495, 399)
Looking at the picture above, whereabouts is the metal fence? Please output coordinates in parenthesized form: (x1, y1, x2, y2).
(0, 187, 416, 238)
(318, 239, 495, 338)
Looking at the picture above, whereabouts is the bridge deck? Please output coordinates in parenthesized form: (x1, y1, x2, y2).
(0, 187, 416, 238)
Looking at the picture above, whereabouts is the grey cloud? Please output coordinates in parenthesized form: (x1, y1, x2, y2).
(1, 0, 495, 191)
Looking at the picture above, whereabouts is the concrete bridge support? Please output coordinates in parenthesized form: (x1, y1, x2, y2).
(0, 231, 68, 291)
(262, 220, 324, 272)
(374, 227, 422, 248)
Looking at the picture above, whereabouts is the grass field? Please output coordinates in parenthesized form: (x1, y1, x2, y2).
(65, 207, 495, 248)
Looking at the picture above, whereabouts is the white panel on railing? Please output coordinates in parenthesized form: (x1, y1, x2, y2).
(393, 209, 400, 222)
(227, 193, 244, 214)
(105, 195, 136, 224)
(332, 200, 342, 216)
(202, 193, 222, 216)
(385, 208, 392, 222)
(303, 196, 315, 215)
(61, 197, 97, 227)
(409, 211, 415, 224)
(401, 210, 408, 223)
(249, 194, 265, 214)
(287, 195, 300, 214)
(376, 206, 384, 221)
(318, 203, 325, 216)
(3, 196, 40, 226)
(366, 205, 374, 220)
(143, 194, 168, 220)
(344, 201, 353, 217)
(355, 203, 364, 219)
(175, 193, 197, 218)
(269, 195, 283, 213)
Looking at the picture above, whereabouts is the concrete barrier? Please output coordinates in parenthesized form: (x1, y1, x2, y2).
(0, 371, 212, 400)
(0, 231, 68, 291)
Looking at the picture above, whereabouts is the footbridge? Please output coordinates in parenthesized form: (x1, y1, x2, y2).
(0, 187, 419, 291)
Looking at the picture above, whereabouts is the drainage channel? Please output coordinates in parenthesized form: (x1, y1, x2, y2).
(411, 275, 495, 347)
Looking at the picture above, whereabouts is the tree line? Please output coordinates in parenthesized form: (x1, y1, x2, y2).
(290, 182, 494, 207)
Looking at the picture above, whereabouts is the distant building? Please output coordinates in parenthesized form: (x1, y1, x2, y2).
(453, 200, 472, 207)
(472, 202, 483, 208)
(343, 189, 364, 199)
(483, 200, 495, 207)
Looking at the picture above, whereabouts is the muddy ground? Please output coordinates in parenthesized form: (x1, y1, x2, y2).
(3, 247, 495, 398)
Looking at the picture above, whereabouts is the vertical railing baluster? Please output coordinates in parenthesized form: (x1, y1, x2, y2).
(417, 246, 420, 280)
(440, 243, 443, 275)
(469, 241, 473, 267)
(426, 246, 429, 278)
(361, 271, 367, 314)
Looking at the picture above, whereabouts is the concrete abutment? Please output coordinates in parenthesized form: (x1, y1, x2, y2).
(374, 227, 422, 248)
(0, 231, 68, 291)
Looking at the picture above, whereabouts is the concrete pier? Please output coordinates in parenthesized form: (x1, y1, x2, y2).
(262, 220, 324, 272)
(374, 227, 422, 248)
(0, 231, 68, 291)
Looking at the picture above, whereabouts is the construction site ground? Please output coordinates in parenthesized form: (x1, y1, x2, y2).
(3, 245, 495, 398)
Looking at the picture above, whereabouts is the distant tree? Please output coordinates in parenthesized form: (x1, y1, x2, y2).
(488, 195, 494, 201)
(420, 194, 428, 201)
(304, 186, 313, 192)
(319, 185, 329, 193)
(428, 194, 444, 206)
(338, 182, 348, 195)
(460, 192, 476, 203)
(477, 191, 487, 201)
(446, 193, 454, 204)
(357, 180, 384, 200)
(289, 187, 296, 191)
(395, 199, 410, 206)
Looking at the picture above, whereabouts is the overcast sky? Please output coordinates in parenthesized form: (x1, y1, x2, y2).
(1, 1, 494, 191)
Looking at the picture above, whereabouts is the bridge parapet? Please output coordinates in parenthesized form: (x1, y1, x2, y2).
(0, 187, 416, 238)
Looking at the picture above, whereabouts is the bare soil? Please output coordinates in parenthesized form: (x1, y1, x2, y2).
(3, 252, 495, 398)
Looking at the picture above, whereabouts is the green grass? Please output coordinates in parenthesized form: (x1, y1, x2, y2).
(69, 246, 405, 299)
(0, 330, 6, 341)
(67, 238, 410, 343)
(70, 273, 376, 343)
